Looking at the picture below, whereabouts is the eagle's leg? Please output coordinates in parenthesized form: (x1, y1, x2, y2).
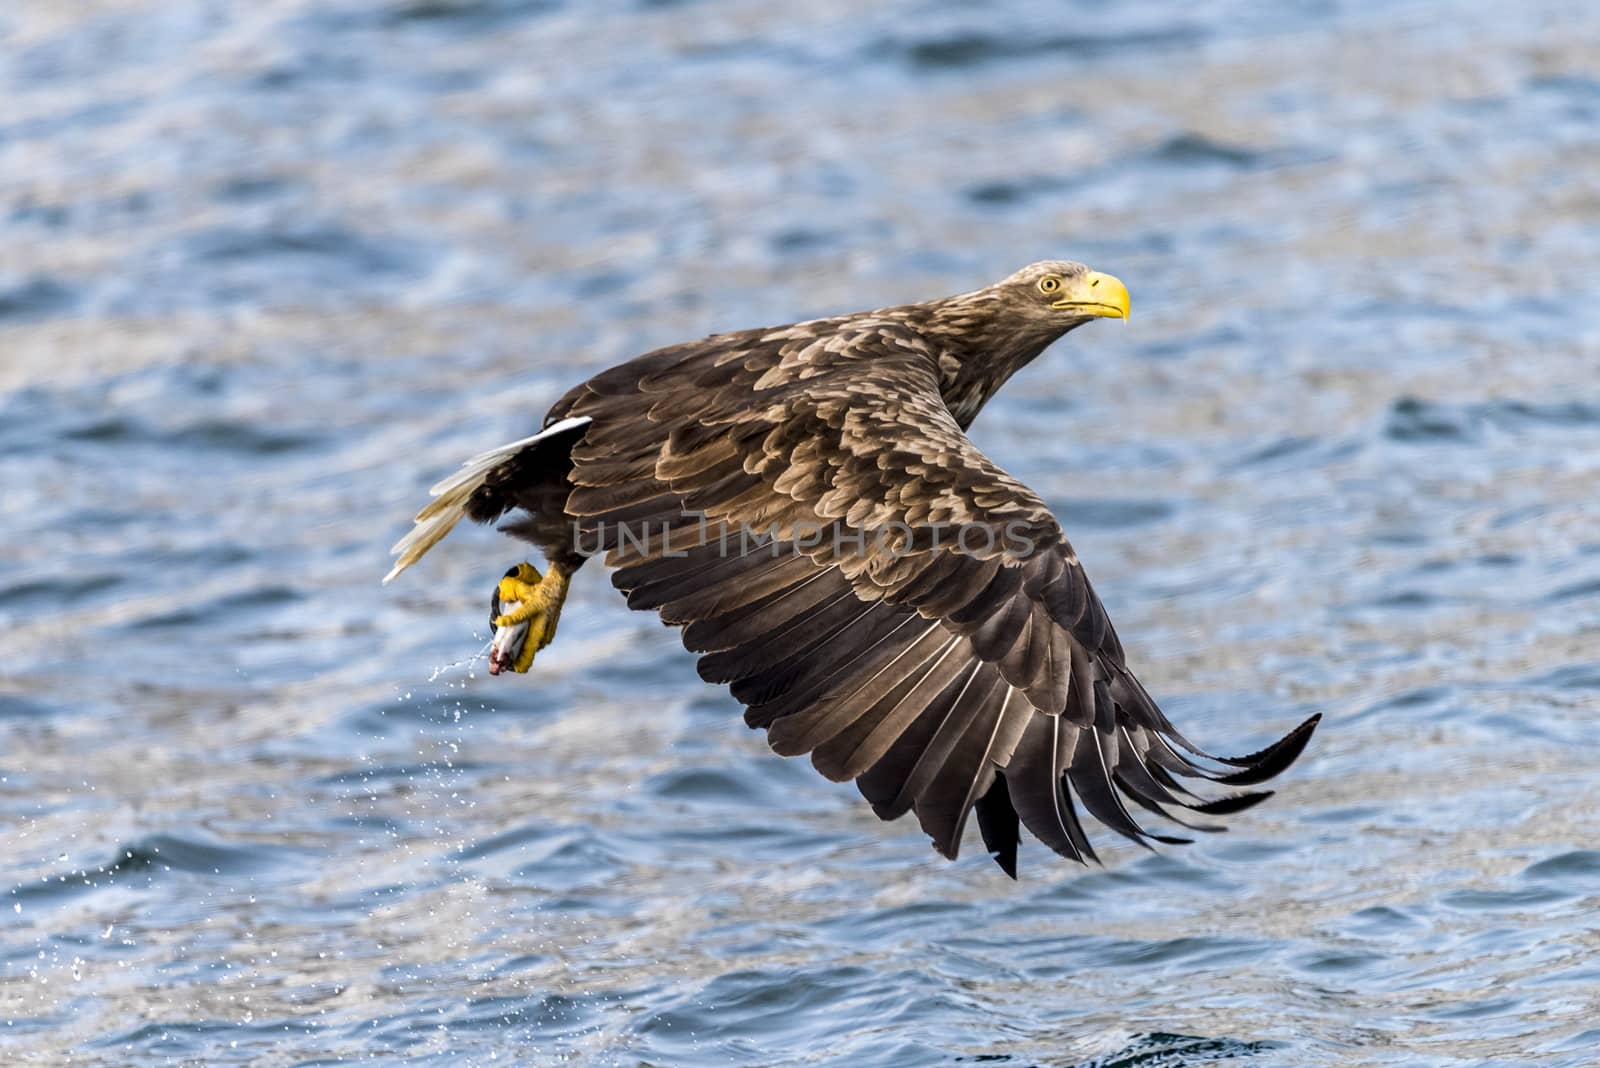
(486, 560, 572, 675)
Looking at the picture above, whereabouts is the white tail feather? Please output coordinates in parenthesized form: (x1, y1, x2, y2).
(383, 416, 592, 584)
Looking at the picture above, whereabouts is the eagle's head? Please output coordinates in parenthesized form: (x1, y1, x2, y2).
(996, 260, 1131, 324)
(917, 260, 1133, 424)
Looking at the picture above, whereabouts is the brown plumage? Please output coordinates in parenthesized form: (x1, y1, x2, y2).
(388, 261, 1319, 876)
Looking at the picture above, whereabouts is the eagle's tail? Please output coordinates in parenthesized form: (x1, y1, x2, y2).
(383, 416, 592, 583)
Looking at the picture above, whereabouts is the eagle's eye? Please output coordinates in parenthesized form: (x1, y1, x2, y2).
(1038, 276, 1062, 295)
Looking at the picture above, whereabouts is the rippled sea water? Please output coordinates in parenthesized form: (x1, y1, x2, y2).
(3, 1, 1599, 1064)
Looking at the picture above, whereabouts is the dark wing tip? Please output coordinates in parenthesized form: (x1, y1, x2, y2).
(1216, 713, 1321, 786)
(993, 850, 1019, 880)
(1187, 789, 1275, 816)
(974, 775, 1020, 879)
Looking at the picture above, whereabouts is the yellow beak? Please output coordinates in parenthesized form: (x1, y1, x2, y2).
(1051, 270, 1130, 320)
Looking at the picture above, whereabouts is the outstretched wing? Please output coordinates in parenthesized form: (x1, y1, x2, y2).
(553, 320, 1317, 876)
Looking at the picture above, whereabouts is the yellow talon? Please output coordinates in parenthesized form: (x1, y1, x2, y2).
(487, 561, 571, 675)
(493, 600, 543, 628)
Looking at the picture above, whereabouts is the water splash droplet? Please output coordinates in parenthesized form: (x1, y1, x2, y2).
(427, 642, 491, 683)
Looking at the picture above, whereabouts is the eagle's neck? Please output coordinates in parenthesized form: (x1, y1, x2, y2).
(901, 294, 1076, 430)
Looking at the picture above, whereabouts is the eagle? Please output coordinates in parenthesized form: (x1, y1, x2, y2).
(386, 261, 1318, 876)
